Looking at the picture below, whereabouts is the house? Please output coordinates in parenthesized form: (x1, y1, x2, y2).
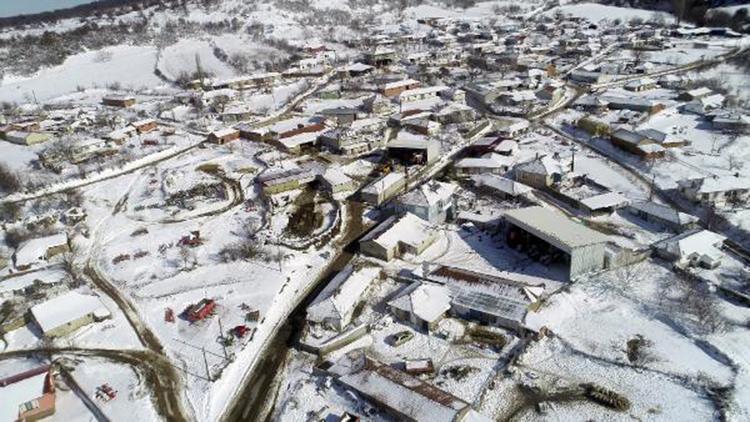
(131, 118, 157, 134)
(339, 62, 374, 78)
(709, 112, 750, 134)
(319, 168, 356, 194)
(624, 77, 657, 92)
(454, 154, 515, 176)
(3, 131, 51, 146)
(601, 96, 665, 114)
(579, 192, 630, 216)
(493, 117, 530, 137)
(258, 168, 317, 195)
(207, 128, 240, 145)
(399, 86, 449, 104)
(359, 213, 437, 261)
(360, 172, 406, 205)
(577, 116, 610, 137)
(381, 79, 421, 97)
(387, 281, 451, 332)
(365, 48, 397, 67)
(609, 128, 666, 159)
(102, 95, 135, 107)
(337, 356, 480, 422)
(14, 233, 69, 271)
(514, 155, 568, 189)
(678, 87, 713, 101)
(386, 132, 440, 165)
(627, 200, 699, 232)
(472, 174, 533, 200)
(504, 206, 609, 280)
(677, 176, 750, 207)
(29, 291, 111, 338)
(495, 139, 518, 156)
(637, 128, 687, 148)
(0, 366, 56, 422)
(568, 70, 612, 84)
(398, 181, 457, 224)
(307, 265, 380, 331)
(654, 229, 726, 269)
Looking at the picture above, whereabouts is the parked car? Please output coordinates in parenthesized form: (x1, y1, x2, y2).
(389, 330, 414, 346)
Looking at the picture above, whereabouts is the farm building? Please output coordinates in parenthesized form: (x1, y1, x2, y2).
(306, 265, 380, 331)
(257, 168, 317, 195)
(627, 201, 699, 232)
(29, 291, 111, 338)
(387, 281, 451, 332)
(102, 95, 135, 107)
(359, 213, 437, 261)
(503, 207, 609, 280)
(337, 356, 479, 422)
(207, 128, 240, 145)
(654, 229, 726, 269)
(472, 174, 532, 200)
(3, 131, 51, 146)
(609, 128, 666, 159)
(514, 155, 569, 189)
(360, 172, 406, 205)
(579, 192, 630, 216)
(13, 233, 69, 271)
(319, 168, 356, 194)
(386, 132, 440, 165)
(397, 181, 457, 224)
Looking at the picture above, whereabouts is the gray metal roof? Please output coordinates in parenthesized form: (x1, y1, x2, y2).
(504, 206, 609, 252)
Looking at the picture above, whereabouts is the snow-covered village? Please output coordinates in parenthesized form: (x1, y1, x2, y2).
(1, 0, 750, 421)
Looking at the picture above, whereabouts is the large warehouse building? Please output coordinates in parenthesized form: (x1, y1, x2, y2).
(503, 206, 609, 280)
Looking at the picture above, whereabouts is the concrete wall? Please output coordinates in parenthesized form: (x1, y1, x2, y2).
(569, 243, 606, 279)
(360, 240, 395, 261)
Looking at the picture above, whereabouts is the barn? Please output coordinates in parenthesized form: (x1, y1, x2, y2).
(503, 207, 608, 280)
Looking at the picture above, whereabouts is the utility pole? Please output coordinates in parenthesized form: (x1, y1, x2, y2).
(218, 317, 228, 360)
(202, 347, 211, 381)
(649, 174, 656, 201)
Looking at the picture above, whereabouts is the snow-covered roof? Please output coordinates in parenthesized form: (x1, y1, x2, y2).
(0, 371, 48, 422)
(338, 357, 470, 421)
(455, 154, 515, 170)
(384, 79, 421, 90)
(14, 233, 67, 268)
(322, 168, 354, 187)
(388, 281, 451, 324)
(30, 291, 111, 335)
(629, 200, 699, 226)
(361, 172, 405, 195)
(580, 192, 629, 211)
(210, 127, 239, 138)
(472, 174, 532, 196)
(659, 229, 726, 263)
(361, 212, 433, 250)
(400, 181, 457, 208)
(679, 176, 750, 194)
(307, 265, 379, 325)
(399, 85, 448, 99)
(515, 155, 566, 176)
(504, 206, 609, 252)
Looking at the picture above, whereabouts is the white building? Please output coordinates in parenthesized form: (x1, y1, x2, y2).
(29, 291, 111, 338)
(398, 181, 457, 223)
(655, 229, 726, 269)
(306, 265, 380, 331)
